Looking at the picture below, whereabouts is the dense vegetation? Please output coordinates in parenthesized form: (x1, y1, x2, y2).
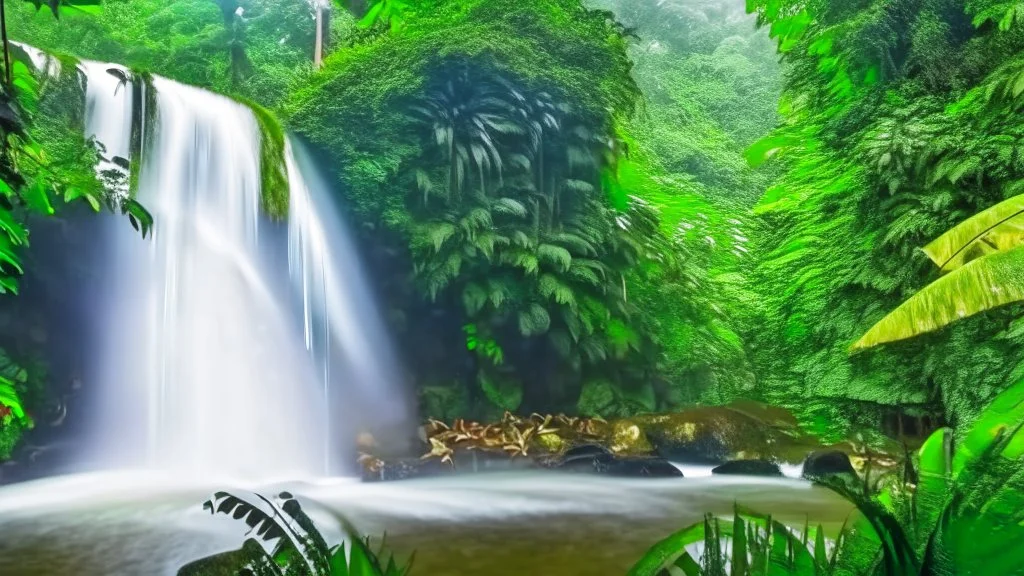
(744, 0, 1024, 439)
(4, 0, 1024, 452)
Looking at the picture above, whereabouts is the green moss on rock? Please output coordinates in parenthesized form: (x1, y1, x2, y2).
(237, 97, 289, 219)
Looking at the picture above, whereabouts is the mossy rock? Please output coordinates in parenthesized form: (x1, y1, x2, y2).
(637, 406, 776, 463)
(607, 419, 653, 454)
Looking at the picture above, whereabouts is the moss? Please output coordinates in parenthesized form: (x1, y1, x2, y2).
(236, 97, 289, 219)
(608, 419, 653, 454)
(128, 69, 158, 198)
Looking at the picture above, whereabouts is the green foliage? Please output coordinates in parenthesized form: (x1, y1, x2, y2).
(8, 0, 340, 110)
(238, 96, 288, 217)
(825, 378, 1024, 576)
(629, 507, 844, 576)
(587, 0, 779, 408)
(356, 0, 417, 33)
(0, 348, 38, 460)
(182, 490, 411, 576)
(288, 0, 653, 416)
(633, 380, 1024, 576)
(743, 0, 1024, 434)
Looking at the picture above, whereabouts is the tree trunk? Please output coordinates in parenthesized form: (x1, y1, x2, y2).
(314, 4, 324, 69)
(1, 0, 11, 88)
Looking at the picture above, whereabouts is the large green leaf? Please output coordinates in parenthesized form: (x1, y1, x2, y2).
(953, 377, 1024, 475)
(851, 245, 1024, 350)
(915, 428, 951, 544)
(627, 520, 711, 575)
(921, 193, 1024, 272)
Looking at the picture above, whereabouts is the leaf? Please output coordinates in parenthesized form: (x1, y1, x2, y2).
(954, 377, 1024, 474)
(491, 197, 527, 218)
(916, 428, 952, 538)
(732, 513, 748, 576)
(358, 1, 385, 29)
(23, 180, 54, 216)
(0, 376, 26, 420)
(462, 283, 487, 315)
(538, 273, 575, 306)
(921, 194, 1024, 272)
(479, 373, 522, 411)
(537, 244, 572, 272)
(518, 303, 550, 336)
(627, 520, 708, 576)
(851, 245, 1024, 350)
(201, 491, 325, 574)
(0, 209, 28, 246)
(745, 134, 799, 168)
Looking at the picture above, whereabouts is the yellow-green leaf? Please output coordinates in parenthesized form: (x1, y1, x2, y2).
(922, 193, 1024, 272)
(852, 245, 1024, 350)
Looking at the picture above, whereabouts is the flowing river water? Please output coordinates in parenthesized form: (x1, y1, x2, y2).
(0, 472, 853, 575)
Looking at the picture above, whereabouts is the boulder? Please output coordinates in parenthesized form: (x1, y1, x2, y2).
(608, 419, 653, 453)
(711, 459, 783, 477)
(639, 406, 775, 463)
(600, 456, 682, 478)
(802, 450, 856, 478)
(549, 444, 681, 478)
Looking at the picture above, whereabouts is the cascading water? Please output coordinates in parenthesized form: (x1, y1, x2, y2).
(285, 139, 412, 470)
(66, 60, 409, 480)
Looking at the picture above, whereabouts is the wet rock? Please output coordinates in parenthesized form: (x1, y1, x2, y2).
(802, 450, 856, 478)
(549, 444, 681, 478)
(640, 407, 774, 464)
(600, 456, 682, 478)
(608, 419, 653, 453)
(711, 459, 783, 477)
(361, 457, 456, 482)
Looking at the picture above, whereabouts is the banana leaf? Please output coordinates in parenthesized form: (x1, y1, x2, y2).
(851, 244, 1024, 350)
(921, 193, 1024, 272)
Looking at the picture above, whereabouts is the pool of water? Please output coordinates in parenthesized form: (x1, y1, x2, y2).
(0, 471, 853, 575)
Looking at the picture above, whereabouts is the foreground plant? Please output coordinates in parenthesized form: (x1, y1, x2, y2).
(178, 491, 412, 576)
(631, 376, 1024, 576)
(628, 507, 846, 576)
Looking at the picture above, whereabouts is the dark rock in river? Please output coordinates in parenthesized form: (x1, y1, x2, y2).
(802, 450, 856, 478)
(601, 456, 682, 478)
(362, 457, 457, 481)
(711, 459, 783, 477)
(549, 443, 681, 478)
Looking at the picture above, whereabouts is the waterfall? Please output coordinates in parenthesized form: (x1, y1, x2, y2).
(286, 139, 412, 471)
(45, 58, 412, 480)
